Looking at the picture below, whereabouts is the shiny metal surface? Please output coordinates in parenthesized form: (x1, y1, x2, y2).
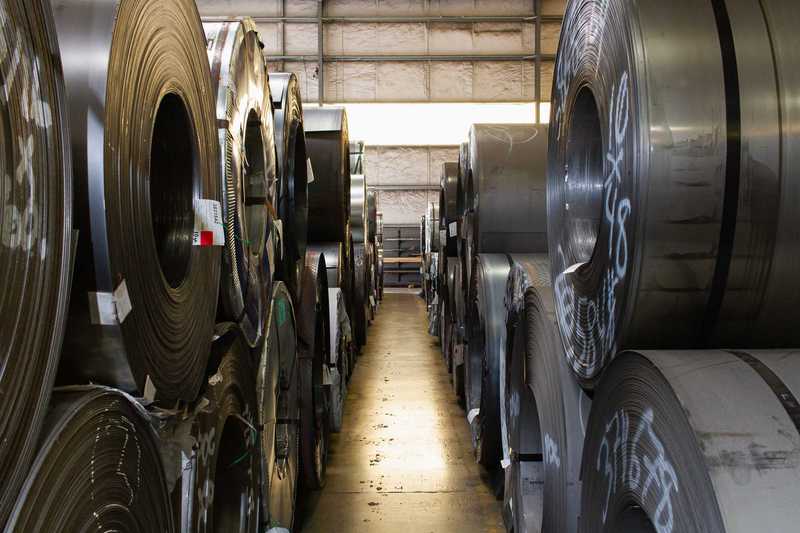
(464, 253, 511, 472)
(0, 1, 72, 526)
(457, 141, 471, 216)
(350, 174, 367, 243)
(502, 255, 589, 533)
(256, 282, 300, 528)
(183, 332, 259, 533)
(440, 161, 459, 257)
(581, 349, 800, 533)
(548, 0, 800, 384)
(270, 72, 309, 298)
(308, 241, 344, 289)
(304, 106, 351, 245)
(326, 287, 351, 433)
(468, 124, 548, 256)
(349, 140, 365, 175)
(204, 19, 275, 348)
(300, 293, 503, 533)
(52, 0, 220, 401)
(352, 242, 369, 347)
(297, 250, 331, 490)
(7, 386, 174, 532)
(366, 189, 377, 246)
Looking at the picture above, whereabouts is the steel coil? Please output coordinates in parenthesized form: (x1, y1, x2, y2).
(304, 106, 351, 245)
(376, 246, 384, 301)
(548, 0, 800, 385)
(53, 0, 220, 401)
(352, 242, 369, 347)
(581, 349, 800, 533)
(308, 241, 344, 289)
(204, 19, 275, 348)
(464, 253, 511, 470)
(457, 141, 471, 216)
(327, 287, 351, 433)
(0, 1, 72, 526)
(502, 255, 590, 533)
(467, 124, 548, 255)
(350, 140, 365, 175)
(181, 331, 259, 532)
(297, 250, 331, 490)
(452, 259, 466, 405)
(350, 174, 367, 244)
(255, 281, 299, 529)
(440, 161, 459, 257)
(6, 386, 173, 532)
(269, 73, 309, 300)
(366, 189, 377, 246)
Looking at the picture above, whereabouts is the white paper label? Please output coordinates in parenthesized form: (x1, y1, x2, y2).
(322, 365, 332, 386)
(448, 221, 457, 237)
(114, 279, 132, 323)
(192, 199, 224, 246)
(369, 295, 376, 308)
(467, 408, 480, 425)
(143, 375, 157, 402)
(306, 158, 315, 183)
(500, 458, 511, 469)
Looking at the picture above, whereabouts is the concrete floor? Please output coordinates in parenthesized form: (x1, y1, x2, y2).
(300, 291, 504, 532)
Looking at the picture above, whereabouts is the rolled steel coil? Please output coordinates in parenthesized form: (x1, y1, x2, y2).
(350, 174, 368, 244)
(452, 259, 466, 406)
(581, 349, 800, 533)
(308, 241, 344, 289)
(440, 161, 459, 257)
(548, 0, 800, 385)
(53, 0, 220, 401)
(304, 106, 351, 245)
(442, 259, 457, 370)
(467, 124, 548, 255)
(297, 250, 331, 490)
(502, 255, 590, 533)
(6, 386, 173, 532)
(182, 331, 259, 532)
(0, 1, 72, 526)
(352, 242, 369, 348)
(376, 247, 384, 301)
(204, 19, 275, 348)
(366, 189, 377, 246)
(270, 72, 309, 299)
(255, 281, 300, 528)
(457, 141, 470, 216)
(425, 201, 440, 255)
(349, 140, 365, 175)
(464, 253, 511, 470)
(327, 287, 351, 433)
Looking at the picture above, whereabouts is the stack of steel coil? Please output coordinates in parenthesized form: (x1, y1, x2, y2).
(427, 1, 800, 532)
(1, 3, 367, 530)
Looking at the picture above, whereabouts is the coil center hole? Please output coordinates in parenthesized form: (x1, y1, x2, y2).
(214, 416, 251, 531)
(564, 87, 604, 265)
(243, 109, 267, 256)
(615, 505, 657, 533)
(149, 93, 196, 289)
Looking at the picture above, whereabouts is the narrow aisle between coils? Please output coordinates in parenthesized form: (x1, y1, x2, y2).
(300, 291, 504, 533)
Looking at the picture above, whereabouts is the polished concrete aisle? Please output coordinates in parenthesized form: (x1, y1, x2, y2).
(300, 291, 504, 532)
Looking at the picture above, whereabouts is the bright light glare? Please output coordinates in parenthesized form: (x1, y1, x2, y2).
(315, 102, 550, 146)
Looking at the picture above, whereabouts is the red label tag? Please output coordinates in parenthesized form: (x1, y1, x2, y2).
(200, 230, 213, 246)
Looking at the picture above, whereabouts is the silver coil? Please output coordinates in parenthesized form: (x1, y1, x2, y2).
(464, 253, 511, 471)
(352, 242, 369, 348)
(304, 106, 351, 245)
(326, 287, 350, 433)
(53, 0, 220, 402)
(180, 331, 259, 532)
(366, 189, 377, 247)
(297, 250, 331, 490)
(581, 349, 800, 533)
(0, 1, 72, 526)
(502, 255, 590, 533)
(548, 0, 800, 384)
(204, 19, 276, 348)
(350, 174, 367, 244)
(269, 73, 309, 299)
(308, 241, 344, 289)
(255, 281, 300, 529)
(7, 386, 174, 532)
(440, 161, 459, 257)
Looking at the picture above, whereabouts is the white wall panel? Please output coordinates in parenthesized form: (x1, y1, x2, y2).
(377, 190, 433, 225)
(365, 145, 459, 187)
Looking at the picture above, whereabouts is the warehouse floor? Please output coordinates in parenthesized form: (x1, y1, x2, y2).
(300, 291, 504, 532)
